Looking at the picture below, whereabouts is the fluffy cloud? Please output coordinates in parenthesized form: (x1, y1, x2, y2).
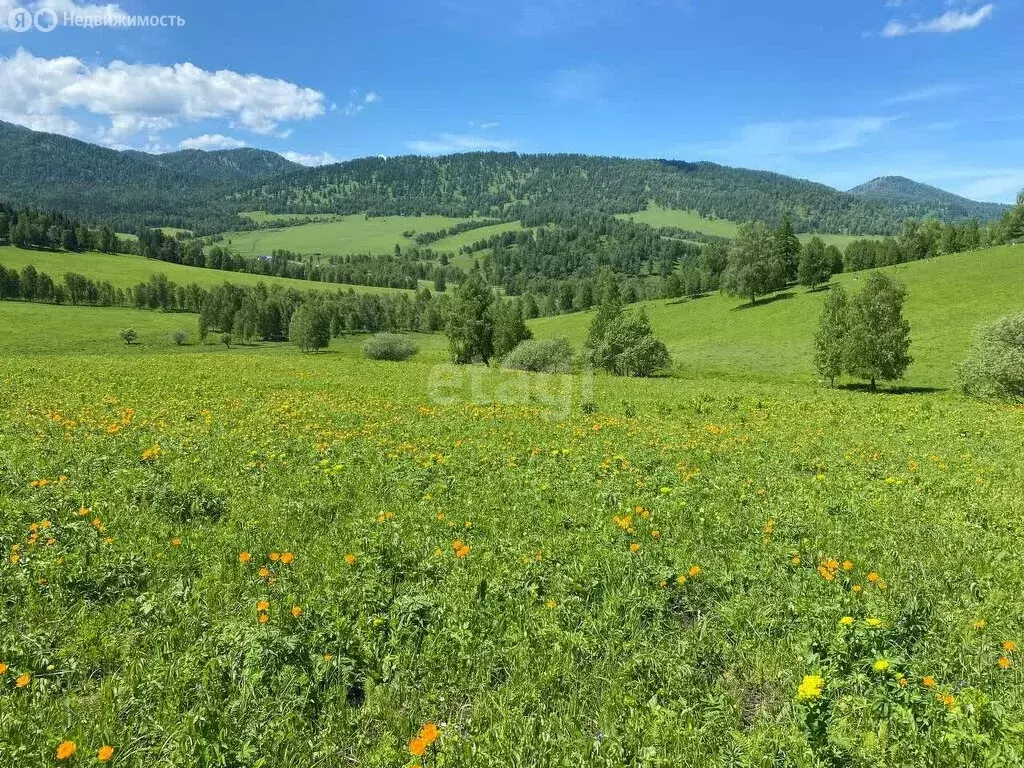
(881, 4, 995, 37)
(280, 150, 339, 166)
(406, 133, 516, 154)
(343, 90, 380, 116)
(0, 49, 327, 140)
(178, 134, 248, 150)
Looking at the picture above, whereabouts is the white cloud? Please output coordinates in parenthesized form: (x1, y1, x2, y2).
(1, 0, 130, 30)
(722, 116, 896, 157)
(0, 49, 326, 141)
(881, 3, 995, 37)
(881, 82, 971, 105)
(343, 90, 381, 116)
(406, 133, 517, 154)
(179, 134, 248, 150)
(281, 150, 339, 166)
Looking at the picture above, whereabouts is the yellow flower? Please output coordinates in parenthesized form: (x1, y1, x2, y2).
(872, 659, 891, 673)
(344, 553, 356, 566)
(842, 560, 853, 571)
(545, 599, 557, 609)
(239, 551, 252, 563)
(867, 572, 879, 583)
(839, 616, 855, 626)
(281, 552, 294, 565)
(257, 600, 270, 611)
(291, 605, 303, 618)
(98, 745, 115, 762)
(171, 537, 181, 547)
(15, 673, 30, 688)
(269, 552, 281, 562)
(688, 565, 702, 578)
(922, 676, 936, 688)
(323, 654, 334, 662)
(258, 566, 271, 578)
(791, 555, 801, 565)
(56, 741, 77, 761)
(999, 656, 1012, 670)
(973, 619, 986, 629)
(865, 617, 883, 628)
(629, 543, 641, 553)
(258, 613, 269, 624)
(0, 663, 7, 675)
(1003, 640, 1018, 653)
(797, 675, 824, 702)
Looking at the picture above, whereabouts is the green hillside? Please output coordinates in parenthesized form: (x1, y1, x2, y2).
(215, 214, 474, 257)
(0, 246, 409, 295)
(529, 243, 1024, 388)
(849, 176, 1010, 222)
(618, 204, 862, 248)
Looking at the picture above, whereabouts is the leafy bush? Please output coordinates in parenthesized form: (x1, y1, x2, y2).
(171, 329, 187, 346)
(289, 303, 331, 353)
(502, 338, 575, 373)
(363, 333, 419, 362)
(119, 328, 137, 345)
(591, 310, 671, 377)
(958, 314, 1024, 401)
(220, 333, 232, 348)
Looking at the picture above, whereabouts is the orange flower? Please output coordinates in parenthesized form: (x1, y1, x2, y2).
(629, 543, 641, 553)
(455, 544, 470, 558)
(1004, 640, 1018, 653)
(98, 745, 115, 762)
(0, 663, 7, 675)
(942, 694, 955, 708)
(420, 722, 440, 745)
(171, 537, 181, 547)
(688, 565, 702, 578)
(842, 560, 854, 571)
(281, 552, 294, 565)
(922, 676, 936, 688)
(323, 654, 334, 662)
(239, 552, 252, 564)
(408, 737, 427, 756)
(257, 600, 270, 611)
(56, 741, 77, 761)
(258, 613, 269, 624)
(867, 572, 879, 583)
(15, 673, 30, 688)
(999, 656, 1012, 670)
(269, 552, 281, 562)
(258, 566, 270, 578)
(291, 605, 303, 618)
(344, 553, 356, 565)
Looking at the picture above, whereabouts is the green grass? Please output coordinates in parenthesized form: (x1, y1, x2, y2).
(429, 221, 530, 253)
(240, 211, 344, 223)
(1, 330, 1023, 765)
(216, 214, 475, 257)
(530, 243, 1024, 388)
(0, 246, 408, 295)
(618, 204, 864, 249)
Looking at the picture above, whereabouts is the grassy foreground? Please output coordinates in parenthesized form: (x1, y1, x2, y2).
(0, 346, 1022, 766)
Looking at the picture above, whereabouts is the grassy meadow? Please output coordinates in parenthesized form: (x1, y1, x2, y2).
(216, 214, 474, 257)
(1, 244, 1023, 766)
(619, 204, 863, 249)
(0, 246, 409, 295)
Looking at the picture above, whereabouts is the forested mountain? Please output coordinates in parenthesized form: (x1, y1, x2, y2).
(122, 147, 301, 183)
(236, 153, 929, 235)
(0, 121, 1011, 237)
(848, 176, 1009, 222)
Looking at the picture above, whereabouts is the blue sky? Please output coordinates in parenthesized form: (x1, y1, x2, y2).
(1, 0, 1021, 201)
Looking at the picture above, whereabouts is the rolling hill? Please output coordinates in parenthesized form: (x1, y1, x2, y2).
(0, 121, 1011, 241)
(848, 176, 1009, 222)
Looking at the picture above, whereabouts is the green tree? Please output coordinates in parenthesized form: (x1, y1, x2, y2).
(773, 215, 801, 281)
(592, 309, 671, 377)
(446, 271, 495, 364)
(492, 299, 533, 359)
(584, 271, 623, 362)
(844, 273, 912, 390)
(958, 314, 1024, 401)
(813, 285, 849, 387)
(721, 221, 785, 305)
(289, 303, 331, 353)
(119, 328, 137, 345)
(797, 237, 831, 291)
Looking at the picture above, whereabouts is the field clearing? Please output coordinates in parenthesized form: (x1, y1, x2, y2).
(0, 246, 409, 295)
(216, 214, 474, 257)
(618, 205, 864, 249)
(428, 221, 530, 254)
(530, 243, 1024, 388)
(240, 211, 344, 223)
(0, 341, 1022, 765)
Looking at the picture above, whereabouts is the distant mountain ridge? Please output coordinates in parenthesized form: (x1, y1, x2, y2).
(0, 120, 1010, 236)
(848, 176, 1009, 222)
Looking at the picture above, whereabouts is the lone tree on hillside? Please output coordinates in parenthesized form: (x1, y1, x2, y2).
(773, 215, 802, 282)
(584, 269, 623, 363)
(446, 270, 495, 364)
(721, 221, 786, 306)
(492, 299, 533, 359)
(289, 303, 331, 353)
(590, 308, 671, 377)
(814, 273, 911, 389)
(845, 273, 912, 389)
(813, 285, 849, 387)
(798, 236, 833, 291)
